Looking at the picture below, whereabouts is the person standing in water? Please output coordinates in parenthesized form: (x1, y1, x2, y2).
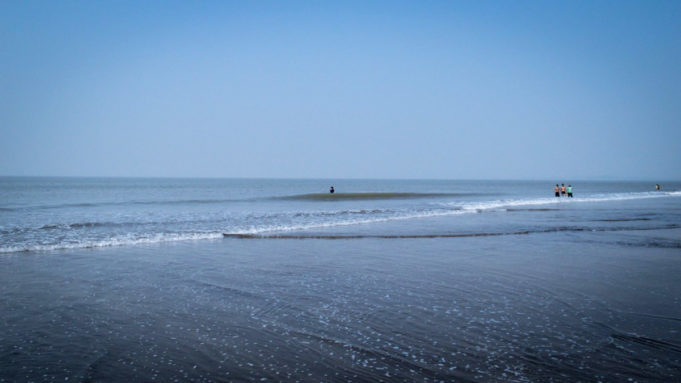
(560, 184, 566, 196)
(656, 184, 661, 191)
(329, 186, 335, 194)
(567, 185, 573, 198)
(554, 184, 560, 197)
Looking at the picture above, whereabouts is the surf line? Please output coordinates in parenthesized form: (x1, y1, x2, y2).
(223, 224, 679, 240)
(224, 232, 527, 239)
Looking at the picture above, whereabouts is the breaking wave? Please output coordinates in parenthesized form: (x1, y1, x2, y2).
(226, 190, 681, 236)
(440, 190, 681, 212)
(2, 189, 679, 254)
(0, 232, 224, 253)
(224, 225, 680, 240)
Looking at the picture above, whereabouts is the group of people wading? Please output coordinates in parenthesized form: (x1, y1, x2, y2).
(554, 183, 573, 198)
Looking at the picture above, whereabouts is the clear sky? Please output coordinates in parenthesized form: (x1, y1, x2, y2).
(1, 0, 680, 180)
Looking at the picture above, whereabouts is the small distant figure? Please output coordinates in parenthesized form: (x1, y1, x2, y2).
(329, 186, 335, 194)
(554, 184, 560, 197)
(567, 185, 573, 198)
(560, 184, 566, 196)
(656, 184, 661, 191)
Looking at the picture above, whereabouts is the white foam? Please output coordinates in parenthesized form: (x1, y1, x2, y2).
(447, 190, 681, 212)
(229, 190, 681, 235)
(230, 208, 471, 235)
(0, 232, 224, 254)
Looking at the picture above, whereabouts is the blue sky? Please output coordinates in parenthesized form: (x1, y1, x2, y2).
(1, 1, 680, 179)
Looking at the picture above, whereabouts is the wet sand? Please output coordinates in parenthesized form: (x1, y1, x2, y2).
(1, 227, 680, 382)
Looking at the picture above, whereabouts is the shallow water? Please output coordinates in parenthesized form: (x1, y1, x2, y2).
(1, 178, 680, 381)
(1, 178, 679, 253)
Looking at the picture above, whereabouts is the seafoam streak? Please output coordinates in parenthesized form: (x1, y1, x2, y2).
(227, 191, 681, 235)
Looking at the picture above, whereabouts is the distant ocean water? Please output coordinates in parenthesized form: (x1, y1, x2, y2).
(1, 178, 679, 253)
(1, 177, 681, 382)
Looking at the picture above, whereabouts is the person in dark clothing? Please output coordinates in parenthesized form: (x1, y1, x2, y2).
(329, 186, 335, 194)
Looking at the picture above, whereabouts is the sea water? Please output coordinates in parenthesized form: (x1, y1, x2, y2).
(1, 178, 680, 381)
(2, 178, 679, 252)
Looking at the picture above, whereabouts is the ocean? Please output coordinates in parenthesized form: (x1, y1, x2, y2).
(1, 177, 680, 382)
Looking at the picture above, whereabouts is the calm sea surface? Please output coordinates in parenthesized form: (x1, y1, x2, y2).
(1, 178, 680, 381)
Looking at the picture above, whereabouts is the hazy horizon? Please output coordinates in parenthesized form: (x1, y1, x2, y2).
(1, 175, 678, 183)
(2, 1, 680, 180)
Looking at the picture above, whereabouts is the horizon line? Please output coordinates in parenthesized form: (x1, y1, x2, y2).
(0, 175, 677, 183)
